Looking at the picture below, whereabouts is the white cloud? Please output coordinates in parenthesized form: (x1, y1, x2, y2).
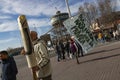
(0, 38, 17, 44)
(0, 18, 51, 32)
(0, 15, 12, 19)
(0, 0, 64, 16)
(0, 0, 82, 17)
(0, 0, 83, 32)
(0, 20, 18, 32)
(2, 0, 119, 33)
(0, 0, 61, 32)
(28, 18, 51, 28)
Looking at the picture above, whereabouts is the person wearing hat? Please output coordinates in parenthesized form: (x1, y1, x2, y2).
(0, 50, 18, 80)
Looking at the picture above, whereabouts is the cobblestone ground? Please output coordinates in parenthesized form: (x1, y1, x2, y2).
(52, 41, 120, 80)
(1, 41, 120, 80)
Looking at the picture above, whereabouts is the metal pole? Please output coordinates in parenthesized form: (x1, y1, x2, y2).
(65, 0, 72, 17)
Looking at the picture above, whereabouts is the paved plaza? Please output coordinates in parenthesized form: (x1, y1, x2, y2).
(1, 41, 120, 80)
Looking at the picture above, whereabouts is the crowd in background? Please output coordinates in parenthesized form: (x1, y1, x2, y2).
(94, 29, 120, 43)
(54, 37, 83, 62)
(53, 28, 120, 62)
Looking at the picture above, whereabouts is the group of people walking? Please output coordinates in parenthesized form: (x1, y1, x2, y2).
(55, 37, 84, 62)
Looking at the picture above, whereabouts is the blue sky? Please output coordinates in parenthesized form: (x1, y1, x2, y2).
(0, 0, 120, 51)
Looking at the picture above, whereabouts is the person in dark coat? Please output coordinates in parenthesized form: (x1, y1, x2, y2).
(65, 40, 70, 58)
(59, 40, 65, 60)
(74, 40, 84, 57)
(55, 41, 62, 62)
(0, 50, 18, 80)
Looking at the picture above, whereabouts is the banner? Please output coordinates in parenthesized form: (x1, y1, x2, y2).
(63, 14, 97, 53)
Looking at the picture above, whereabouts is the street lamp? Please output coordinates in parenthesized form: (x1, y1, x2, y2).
(65, 0, 72, 17)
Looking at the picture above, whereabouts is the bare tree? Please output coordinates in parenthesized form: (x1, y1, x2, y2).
(97, 0, 117, 25)
(78, 2, 99, 27)
(78, 6, 84, 14)
(78, 0, 118, 32)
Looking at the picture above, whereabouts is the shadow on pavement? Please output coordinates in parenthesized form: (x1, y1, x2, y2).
(79, 47, 120, 64)
(85, 47, 120, 57)
(80, 53, 120, 64)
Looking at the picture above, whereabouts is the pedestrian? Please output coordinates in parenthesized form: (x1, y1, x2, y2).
(115, 30, 120, 40)
(59, 40, 66, 60)
(71, 36, 84, 57)
(21, 31, 52, 80)
(113, 30, 116, 40)
(70, 39, 78, 59)
(74, 40, 84, 57)
(0, 50, 18, 80)
(65, 39, 70, 59)
(55, 41, 62, 62)
(98, 31, 104, 43)
(70, 38, 80, 64)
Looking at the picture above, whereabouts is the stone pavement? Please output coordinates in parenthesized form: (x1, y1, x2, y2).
(1, 41, 120, 80)
(52, 41, 120, 80)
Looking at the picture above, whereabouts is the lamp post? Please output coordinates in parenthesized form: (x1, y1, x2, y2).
(65, 0, 72, 17)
